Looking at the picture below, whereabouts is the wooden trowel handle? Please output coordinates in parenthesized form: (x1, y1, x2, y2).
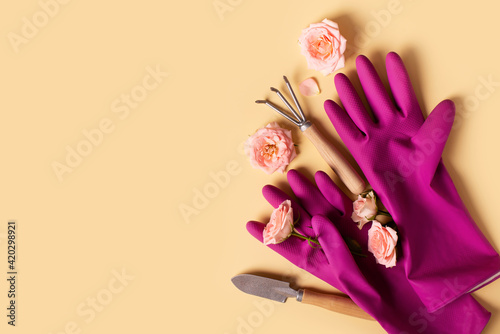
(302, 123, 366, 195)
(300, 289, 375, 321)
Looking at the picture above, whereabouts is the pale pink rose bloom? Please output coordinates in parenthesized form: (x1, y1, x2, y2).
(245, 122, 297, 174)
(298, 19, 347, 76)
(367, 221, 398, 268)
(351, 191, 378, 229)
(263, 200, 294, 245)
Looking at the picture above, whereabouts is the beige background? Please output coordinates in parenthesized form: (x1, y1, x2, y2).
(1, 0, 499, 333)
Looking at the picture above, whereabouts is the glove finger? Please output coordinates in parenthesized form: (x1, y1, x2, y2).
(310, 216, 381, 300)
(334, 73, 374, 135)
(262, 184, 315, 238)
(324, 99, 365, 150)
(246, 220, 328, 272)
(386, 52, 424, 124)
(315, 171, 369, 246)
(287, 170, 342, 219)
(310, 216, 359, 271)
(314, 171, 353, 217)
(356, 55, 396, 125)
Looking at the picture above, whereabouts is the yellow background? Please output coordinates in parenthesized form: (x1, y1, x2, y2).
(1, 0, 499, 333)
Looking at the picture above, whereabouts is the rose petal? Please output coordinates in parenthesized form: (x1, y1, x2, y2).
(299, 78, 320, 96)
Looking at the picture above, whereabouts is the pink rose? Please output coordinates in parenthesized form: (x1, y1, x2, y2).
(351, 191, 378, 229)
(367, 221, 398, 268)
(263, 200, 294, 245)
(245, 122, 297, 174)
(298, 19, 347, 75)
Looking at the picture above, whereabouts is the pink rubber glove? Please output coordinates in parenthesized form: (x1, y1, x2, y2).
(247, 170, 491, 333)
(323, 52, 500, 312)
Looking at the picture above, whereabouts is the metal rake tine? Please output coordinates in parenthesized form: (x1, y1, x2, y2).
(270, 87, 302, 123)
(255, 100, 301, 126)
(283, 76, 306, 122)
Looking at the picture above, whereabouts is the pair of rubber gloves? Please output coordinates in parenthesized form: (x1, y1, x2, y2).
(246, 52, 500, 333)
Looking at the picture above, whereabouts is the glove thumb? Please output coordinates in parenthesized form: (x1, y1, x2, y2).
(412, 99, 455, 182)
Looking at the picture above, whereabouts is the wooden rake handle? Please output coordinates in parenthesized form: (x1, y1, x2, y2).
(302, 123, 366, 195)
